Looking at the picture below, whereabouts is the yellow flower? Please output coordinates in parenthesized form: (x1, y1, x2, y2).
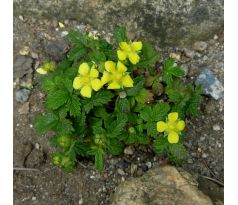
(117, 41, 142, 64)
(101, 61, 134, 89)
(36, 61, 56, 75)
(73, 63, 103, 98)
(156, 112, 185, 144)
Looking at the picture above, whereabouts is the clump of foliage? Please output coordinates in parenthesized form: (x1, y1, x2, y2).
(34, 27, 202, 172)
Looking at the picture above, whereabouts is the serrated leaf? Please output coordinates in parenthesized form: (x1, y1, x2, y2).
(151, 102, 170, 121)
(56, 118, 74, 135)
(135, 88, 153, 103)
(146, 122, 158, 137)
(113, 26, 128, 45)
(34, 113, 58, 134)
(68, 45, 87, 61)
(89, 50, 106, 63)
(46, 90, 69, 110)
(139, 106, 152, 121)
(82, 90, 113, 113)
(153, 137, 168, 155)
(67, 31, 88, 46)
(170, 66, 185, 77)
(95, 149, 104, 172)
(107, 139, 123, 155)
(115, 97, 130, 113)
(67, 95, 81, 117)
(168, 143, 188, 165)
(58, 59, 73, 70)
(126, 77, 144, 96)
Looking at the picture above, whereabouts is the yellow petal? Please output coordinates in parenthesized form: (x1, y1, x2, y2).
(73, 77, 83, 89)
(91, 79, 103, 91)
(117, 61, 127, 73)
(90, 68, 99, 78)
(176, 120, 185, 131)
(128, 52, 140, 64)
(80, 85, 92, 98)
(105, 61, 116, 72)
(78, 63, 90, 76)
(168, 131, 179, 144)
(131, 41, 142, 51)
(58, 22, 65, 28)
(168, 112, 178, 122)
(119, 42, 130, 50)
(101, 72, 111, 84)
(122, 75, 133, 87)
(117, 50, 127, 61)
(157, 121, 167, 132)
(36, 67, 47, 75)
(107, 81, 120, 89)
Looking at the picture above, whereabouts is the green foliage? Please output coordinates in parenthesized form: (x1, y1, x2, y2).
(34, 26, 203, 172)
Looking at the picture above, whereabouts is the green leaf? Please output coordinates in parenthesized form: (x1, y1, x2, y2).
(139, 105, 152, 121)
(146, 122, 158, 137)
(113, 26, 128, 44)
(168, 143, 188, 165)
(68, 45, 87, 61)
(57, 59, 73, 70)
(170, 66, 185, 77)
(126, 77, 144, 96)
(107, 117, 127, 138)
(135, 89, 153, 103)
(67, 95, 81, 117)
(137, 42, 160, 68)
(150, 102, 170, 121)
(46, 90, 69, 110)
(95, 148, 104, 172)
(89, 50, 106, 63)
(153, 137, 168, 156)
(67, 31, 88, 46)
(107, 139, 123, 155)
(56, 118, 74, 135)
(34, 113, 58, 134)
(82, 90, 113, 113)
(115, 97, 130, 113)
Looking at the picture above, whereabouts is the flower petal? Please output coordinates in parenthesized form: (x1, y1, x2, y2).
(122, 75, 133, 87)
(157, 121, 167, 132)
(36, 67, 47, 75)
(105, 61, 116, 72)
(90, 68, 99, 78)
(168, 112, 178, 122)
(131, 41, 142, 51)
(73, 77, 83, 89)
(128, 52, 140, 64)
(91, 79, 103, 91)
(117, 50, 127, 61)
(168, 131, 179, 144)
(117, 61, 127, 73)
(101, 72, 111, 84)
(119, 42, 130, 50)
(176, 120, 185, 131)
(107, 81, 121, 89)
(80, 85, 92, 98)
(79, 63, 90, 76)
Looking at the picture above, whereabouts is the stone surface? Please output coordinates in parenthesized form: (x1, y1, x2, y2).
(195, 69, 224, 100)
(13, 0, 223, 46)
(15, 89, 31, 103)
(111, 166, 213, 205)
(18, 102, 30, 114)
(193, 41, 208, 52)
(25, 148, 45, 168)
(14, 56, 33, 78)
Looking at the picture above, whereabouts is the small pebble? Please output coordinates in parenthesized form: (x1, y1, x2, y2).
(121, 177, 125, 182)
(213, 125, 221, 131)
(61, 31, 69, 37)
(214, 34, 218, 40)
(193, 41, 207, 52)
(169, 53, 181, 61)
(16, 89, 30, 103)
(31, 52, 38, 59)
(184, 48, 195, 59)
(124, 146, 134, 155)
(198, 148, 202, 152)
(145, 162, 152, 169)
(18, 102, 29, 114)
(31, 196, 36, 201)
(130, 164, 138, 175)
(19, 15, 24, 21)
(117, 168, 125, 176)
(35, 143, 40, 149)
(19, 46, 30, 56)
(202, 153, 208, 158)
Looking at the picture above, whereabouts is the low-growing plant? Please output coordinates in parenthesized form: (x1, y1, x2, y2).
(34, 27, 202, 172)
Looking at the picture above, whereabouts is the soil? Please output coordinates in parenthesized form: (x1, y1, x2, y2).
(13, 16, 224, 205)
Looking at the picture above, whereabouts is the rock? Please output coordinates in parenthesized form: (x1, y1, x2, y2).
(193, 41, 208, 52)
(14, 142, 33, 167)
(14, 56, 33, 78)
(13, 0, 223, 46)
(25, 148, 45, 168)
(145, 161, 152, 169)
(130, 164, 138, 175)
(18, 102, 29, 114)
(213, 125, 221, 131)
(183, 48, 196, 59)
(169, 53, 181, 61)
(111, 166, 213, 205)
(195, 69, 224, 100)
(44, 39, 69, 61)
(15, 89, 30, 103)
(123, 146, 134, 155)
(117, 169, 125, 176)
(19, 46, 30, 56)
(31, 52, 38, 59)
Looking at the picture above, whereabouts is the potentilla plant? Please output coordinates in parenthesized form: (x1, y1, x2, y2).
(34, 27, 202, 172)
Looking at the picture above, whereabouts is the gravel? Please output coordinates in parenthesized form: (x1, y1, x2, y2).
(15, 89, 31, 103)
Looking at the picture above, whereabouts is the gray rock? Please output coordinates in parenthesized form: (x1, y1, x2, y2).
(193, 41, 208, 52)
(111, 166, 213, 205)
(18, 102, 29, 114)
(195, 69, 224, 100)
(14, 0, 223, 46)
(44, 39, 69, 61)
(15, 89, 30, 103)
(14, 56, 33, 78)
